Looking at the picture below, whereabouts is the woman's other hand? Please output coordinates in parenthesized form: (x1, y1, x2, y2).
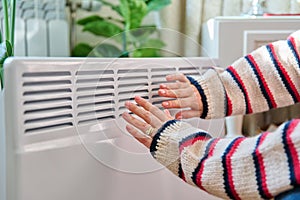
(122, 96, 173, 149)
(158, 73, 203, 119)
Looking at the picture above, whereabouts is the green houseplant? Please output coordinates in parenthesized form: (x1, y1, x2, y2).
(0, 0, 16, 90)
(72, 0, 171, 57)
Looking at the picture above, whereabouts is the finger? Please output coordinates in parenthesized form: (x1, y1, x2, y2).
(166, 73, 190, 83)
(158, 87, 194, 98)
(126, 125, 152, 149)
(175, 110, 202, 119)
(134, 96, 170, 122)
(160, 82, 190, 90)
(125, 101, 162, 128)
(161, 97, 197, 109)
(163, 109, 173, 120)
(122, 112, 152, 133)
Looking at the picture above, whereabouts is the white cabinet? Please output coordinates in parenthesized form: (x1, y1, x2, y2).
(202, 16, 300, 136)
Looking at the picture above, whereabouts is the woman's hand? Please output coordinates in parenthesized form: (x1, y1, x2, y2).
(122, 96, 173, 149)
(158, 73, 203, 119)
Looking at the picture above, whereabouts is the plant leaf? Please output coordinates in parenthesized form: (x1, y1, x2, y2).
(96, 0, 122, 16)
(77, 15, 104, 25)
(130, 25, 156, 39)
(140, 38, 165, 48)
(5, 40, 13, 56)
(132, 38, 165, 57)
(83, 20, 123, 37)
(90, 43, 123, 57)
(132, 48, 160, 57)
(119, 0, 130, 29)
(0, 43, 7, 64)
(72, 43, 93, 57)
(0, 40, 13, 89)
(146, 0, 171, 12)
(119, 0, 148, 29)
(129, 0, 147, 29)
(0, 41, 12, 64)
(0, 65, 3, 89)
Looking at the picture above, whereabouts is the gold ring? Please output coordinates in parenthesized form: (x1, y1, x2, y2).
(145, 126, 155, 137)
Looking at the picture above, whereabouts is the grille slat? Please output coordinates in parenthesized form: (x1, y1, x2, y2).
(24, 116, 73, 128)
(23, 93, 72, 102)
(24, 101, 72, 111)
(76, 89, 115, 97)
(23, 88, 72, 96)
(25, 122, 73, 134)
(77, 112, 115, 124)
(75, 81, 114, 89)
(23, 85, 72, 92)
(77, 103, 114, 113)
(24, 108, 72, 120)
(22, 76, 72, 82)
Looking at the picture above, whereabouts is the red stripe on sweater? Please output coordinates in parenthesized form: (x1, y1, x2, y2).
(225, 137, 245, 200)
(179, 136, 210, 153)
(256, 132, 272, 198)
(288, 36, 300, 60)
(269, 44, 300, 101)
(248, 55, 277, 108)
(179, 163, 186, 182)
(228, 66, 253, 113)
(196, 138, 220, 191)
(286, 120, 300, 184)
(226, 93, 233, 116)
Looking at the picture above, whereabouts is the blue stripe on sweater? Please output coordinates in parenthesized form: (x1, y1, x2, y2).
(178, 163, 185, 180)
(226, 68, 250, 114)
(187, 76, 208, 118)
(282, 120, 297, 186)
(245, 55, 274, 109)
(149, 120, 178, 155)
(192, 139, 216, 186)
(221, 137, 242, 200)
(252, 134, 270, 199)
(287, 39, 300, 69)
(179, 131, 211, 147)
(266, 45, 298, 103)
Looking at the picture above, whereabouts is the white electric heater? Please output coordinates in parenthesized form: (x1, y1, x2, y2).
(0, 57, 224, 200)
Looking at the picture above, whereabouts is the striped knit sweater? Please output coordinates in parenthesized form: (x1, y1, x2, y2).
(150, 30, 300, 200)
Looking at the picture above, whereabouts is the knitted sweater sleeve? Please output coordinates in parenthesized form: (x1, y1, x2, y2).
(189, 30, 300, 119)
(150, 119, 300, 200)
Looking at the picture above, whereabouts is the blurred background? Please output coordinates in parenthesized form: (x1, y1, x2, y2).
(5, 0, 300, 58)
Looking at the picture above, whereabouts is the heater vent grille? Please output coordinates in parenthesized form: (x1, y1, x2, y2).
(116, 67, 149, 117)
(75, 69, 116, 125)
(22, 71, 73, 134)
(14, 58, 216, 134)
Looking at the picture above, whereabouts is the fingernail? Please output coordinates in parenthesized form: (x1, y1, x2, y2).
(160, 84, 166, 88)
(126, 125, 133, 131)
(125, 101, 130, 108)
(162, 102, 169, 107)
(159, 89, 166, 94)
(122, 112, 129, 119)
(135, 96, 141, 101)
(176, 115, 183, 119)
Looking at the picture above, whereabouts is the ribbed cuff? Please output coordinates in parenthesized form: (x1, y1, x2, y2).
(150, 119, 208, 176)
(187, 69, 227, 119)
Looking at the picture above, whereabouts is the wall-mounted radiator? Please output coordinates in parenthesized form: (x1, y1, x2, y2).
(0, 57, 224, 200)
(0, 0, 69, 57)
